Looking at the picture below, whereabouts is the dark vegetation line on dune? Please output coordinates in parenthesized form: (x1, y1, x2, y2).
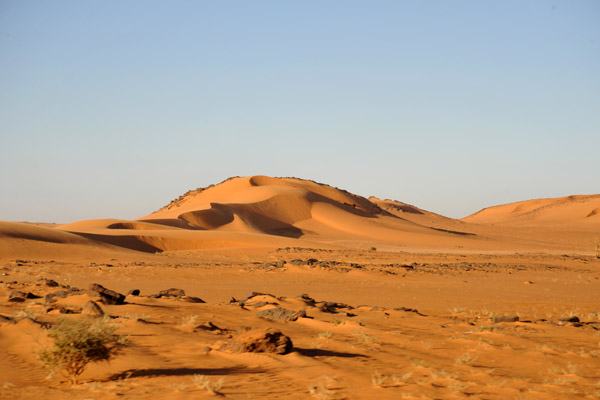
(154, 175, 393, 217)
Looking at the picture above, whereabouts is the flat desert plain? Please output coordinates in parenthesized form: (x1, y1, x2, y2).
(1, 176, 599, 399)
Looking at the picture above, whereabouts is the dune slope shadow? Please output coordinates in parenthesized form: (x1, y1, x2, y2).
(108, 366, 265, 380)
(69, 232, 161, 253)
(293, 347, 368, 358)
(181, 202, 304, 238)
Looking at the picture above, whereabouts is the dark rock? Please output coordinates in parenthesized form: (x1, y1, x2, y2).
(559, 316, 580, 323)
(276, 260, 286, 268)
(290, 259, 303, 266)
(229, 328, 293, 354)
(318, 301, 353, 313)
(8, 291, 27, 302)
(81, 300, 104, 316)
(392, 307, 425, 316)
(257, 307, 306, 322)
(45, 305, 76, 314)
(292, 309, 307, 319)
(180, 296, 205, 303)
(126, 289, 140, 296)
(50, 290, 70, 298)
(244, 291, 268, 300)
(296, 293, 316, 306)
(492, 316, 519, 323)
(44, 294, 57, 303)
(253, 301, 279, 308)
(43, 279, 59, 287)
(306, 258, 319, 265)
(45, 289, 72, 303)
(0, 314, 13, 324)
(197, 321, 224, 332)
(8, 290, 40, 302)
(159, 288, 186, 297)
(89, 283, 125, 305)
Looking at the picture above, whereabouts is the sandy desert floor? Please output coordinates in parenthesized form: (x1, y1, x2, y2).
(1, 177, 599, 399)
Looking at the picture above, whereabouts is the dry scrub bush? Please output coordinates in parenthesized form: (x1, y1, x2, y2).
(192, 374, 224, 394)
(39, 316, 125, 384)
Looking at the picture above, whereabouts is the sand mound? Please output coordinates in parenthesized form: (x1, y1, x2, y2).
(463, 194, 600, 227)
(0, 221, 134, 259)
(136, 175, 483, 250)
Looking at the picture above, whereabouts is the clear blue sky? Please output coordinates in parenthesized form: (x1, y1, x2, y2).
(1, 1, 598, 223)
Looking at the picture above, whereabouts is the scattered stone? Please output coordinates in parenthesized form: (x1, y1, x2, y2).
(257, 307, 306, 322)
(8, 291, 26, 302)
(81, 300, 104, 317)
(0, 314, 13, 323)
(44, 289, 74, 303)
(559, 316, 580, 323)
(197, 321, 225, 333)
(89, 283, 125, 305)
(180, 295, 206, 303)
(8, 290, 40, 302)
(244, 291, 269, 300)
(43, 279, 59, 287)
(523, 280, 534, 285)
(318, 301, 353, 313)
(492, 315, 519, 323)
(296, 293, 316, 306)
(229, 328, 293, 354)
(45, 305, 77, 314)
(253, 301, 279, 308)
(393, 307, 425, 316)
(159, 288, 186, 298)
(126, 289, 140, 296)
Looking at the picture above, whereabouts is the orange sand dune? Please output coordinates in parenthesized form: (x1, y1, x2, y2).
(463, 194, 600, 228)
(0, 221, 136, 259)
(127, 175, 506, 251)
(2, 176, 599, 257)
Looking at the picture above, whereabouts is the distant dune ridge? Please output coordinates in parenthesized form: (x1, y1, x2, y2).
(463, 194, 600, 227)
(0, 176, 598, 257)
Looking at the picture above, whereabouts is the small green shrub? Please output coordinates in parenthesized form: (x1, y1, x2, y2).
(39, 316, 125, 384)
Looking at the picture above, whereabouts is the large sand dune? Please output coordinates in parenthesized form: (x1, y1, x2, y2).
(49, 176, 495, 253)
(1, 176, 598, 257)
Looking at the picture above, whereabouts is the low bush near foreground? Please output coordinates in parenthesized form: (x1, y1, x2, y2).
(39, 316, 125, 384)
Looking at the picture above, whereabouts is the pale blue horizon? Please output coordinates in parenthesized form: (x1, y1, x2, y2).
(1, 1, 598, 223)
